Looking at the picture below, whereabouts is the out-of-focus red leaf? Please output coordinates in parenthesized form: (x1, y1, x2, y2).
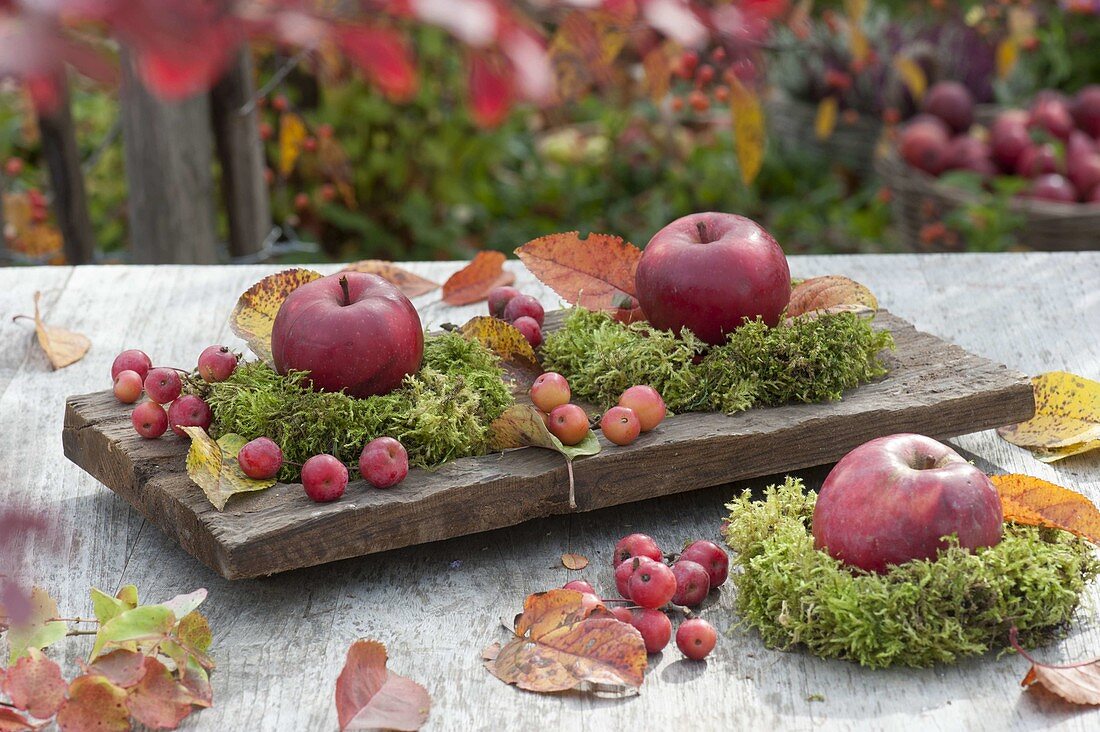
(339, 27, 417, 102)
(335, 640, 430, 732)
(0, 707, 35, 732)
(468, 54, 513, 128)
(3, 648, 67, 719)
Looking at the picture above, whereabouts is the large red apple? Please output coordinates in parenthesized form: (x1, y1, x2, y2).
(271, 272, 424, 398)
(634, 212, 790, 345)
(812, 434, 1003, 574)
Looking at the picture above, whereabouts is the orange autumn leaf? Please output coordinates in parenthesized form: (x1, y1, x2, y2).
(515, 232, 641, 314)
(483, 589, 646, 693)
(990, 474, 1100, 545)
(561, 553, 588, 570)
(786, 276, 878, 318)
(441, 251, 515, 306)
(340, 260, 440, 299)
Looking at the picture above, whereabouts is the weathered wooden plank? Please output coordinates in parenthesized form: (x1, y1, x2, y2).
(62, 311, 1033, 579)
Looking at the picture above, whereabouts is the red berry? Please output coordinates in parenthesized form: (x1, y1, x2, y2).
(613, 533, 663, 567)
(711, 47, 727, 63)
(678, 50, 699, 78)
(714, 85, 730, 103)
(143, 367, 182, 404)
(131, 401, 168, 439)
(617, 385, 666, 432)
(238, 437, 284, 480)
(688, 90, 710, 112)
(272, 94, 289, 112)
(317, 123, 334, 139)
(113, 370, 143, 404)
(197, 345, 237, 383)
(487, 286, 520, 319)
(258, 122, 273, 141)
(547, 404, 588, 446)
(628, 558, 677, 609)
(671, 97, 685, 113)
(319, 183, 337, 202)
(302, 136, 317, 153)
(563, 580, 595, 594)
(531, 372, 570, 413)
(4, 158, 23, 177)
(695, 64, 715, 85)
(293, 192, 310, 212)
(630, 608, 672, 653)
(611, 606, 634, 624)
(679, 540, 729, 588)
(600, 406, 641, 446)
(670, 560, 711, 606)
(167, 395, 212, 437)
(358, 436, 409, 488)
(512, 316, 542, 348)
(111, 349, 152, 381)
(301, 454, 348, 502)
(503, 294, 544, 326)
(676, 618, 717, 660)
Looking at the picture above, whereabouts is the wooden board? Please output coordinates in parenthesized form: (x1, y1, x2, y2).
(62, 310, 1034, 580)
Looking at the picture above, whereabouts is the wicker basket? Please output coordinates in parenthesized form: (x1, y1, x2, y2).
(876, 152, 1100, 252)
(766, 90, 884, 178)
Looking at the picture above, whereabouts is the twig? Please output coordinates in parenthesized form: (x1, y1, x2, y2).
(240, 52, 308, 116)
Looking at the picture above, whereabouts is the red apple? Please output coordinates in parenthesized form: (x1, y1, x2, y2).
(635, 212, 790, 345)
(943, 136, 996, 177)
(1023, 173, 1078, 204)
(1028, 92, 1074, 140)
(898, 115, 951, 175)
(271, 272, 424, 398)
(1015, 142, 1061, 177)
(922, 81, 974, 133)
(812, 433, 1003, 574)
(1071, 85, 1100, 138)
(989, 110, 1031, 172)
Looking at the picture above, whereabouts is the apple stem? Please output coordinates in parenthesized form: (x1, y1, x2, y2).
(339, 275, 351, 306)
(695, 221, 707, 241)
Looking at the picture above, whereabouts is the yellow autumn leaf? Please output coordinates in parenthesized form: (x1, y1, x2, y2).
(730, 78, 765, 186)
(460, 315, 542, 394)
(278, 112, 308, 177)
(996, 38, 1019, 80)
(229, 268, 323, 366)
(815, 96, 838, 140)
(183, 427, 277, 511)
(997, 371, 1100, 462)
(991, 474, 1100, 545)
(893, 56, 927, 102)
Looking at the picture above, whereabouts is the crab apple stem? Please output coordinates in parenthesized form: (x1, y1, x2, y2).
(567, 460, 576, 510)
(1009, 626, 1100, 670)
(696, 221, 707, 241)
(339, 275, 351, 306)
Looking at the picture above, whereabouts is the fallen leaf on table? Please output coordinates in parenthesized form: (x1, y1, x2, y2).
(489, 405, 601, 509)
(13, 292, 90, 369)
(86, 650, 147, 688)
(55, 675, 130, 732)
(786, 276, 878, 318)
(340, 260, 440, 299)
(183, 428, 276, 511)
(6, 587, 68, 663)
(997, 372, 1100, 462)
(459, 316, 542, 393)
(125, 656, 206, 730)
(230, 268, 323, 366)
(1013, 628, 1100, 706)
(561, 553, 588, 570)
(441, 251, 514, 305)
(335, 640, 430, 732)
(990, 474, 1100, 545)
(3, 648, 67, 719)
(483, 589, 646, 693)
(0, 707, 35, 732)
(514, 232, 641, 315)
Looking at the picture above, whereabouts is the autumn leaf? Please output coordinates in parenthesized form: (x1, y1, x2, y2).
(340, 260, 440, 299)
(441, 251, 515, 305)
(548, 10, 627, 101)
(278, 112, 307, 177)
(786, 276, 878, 318)
(893, 56, 927, 102)
(339, 27, 417, 102)
(514, 232, 641, 315)
(55, 675, 130, 732)
(335, 640, 431, 732)
(642, 41, 677, 102)
(6, 587, 68, 663)
(997, 372, 1100, 462)
(86, 650, 147, 688)
(990, 474, 1100, 545)
(13, 291, 91, 370)
(126, 657, 204, 730)
(561, 553, 588, 570)
(483, 589, 646, 692)
(814, 96, 838, 140)
(995, 38, 1019, 80)
(730, 78, 765, 185)
(183, 428, 276, 511)
(458, 316, 542, 393)
(90, 586, 138, 626)
(1012, 628, 1100, 706)
(0, 708, 35, 732)
(229, 268, 323, 365)
(3, 648, 67, 719)
(90, 604, 176, 660)
(489, 405, 601, 509)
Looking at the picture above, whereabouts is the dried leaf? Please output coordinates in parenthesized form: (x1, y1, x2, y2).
(184, 428, 276, 511)
(483, 589, 646, 692)
(815, 96, 838, 140)
(997, 372, 1100, 461)
(55, 675, 130, 732)
(335, 640, 431, 732)
(6, 587, 68, 663)
(87, 650, 148, 688)
(990, 474, 1100, 545)
(229, 268, 323, 365)
(514, 232, 641, 315)
(0, 708, 35, 732)
(561, 553, 588, 570)
(126, 657, 203, 730)
(786, 276, 878, 318)
(458, 316, 542, 393)
(1014, 628, 1100, 705)
(441, 251, 514, 306)
(730, 78, 765, 185)
(3, 648, 67, 719)
(17, 292, 90, 370)
(340, 261, 440, 298)
(278, 112, 308, 177)
(893, 55, 927, 102)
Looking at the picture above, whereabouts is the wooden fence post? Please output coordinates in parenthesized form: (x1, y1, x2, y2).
(38, 75, 96, 264)
(210, 49, 270, 260)
(119, 49, 219, 264)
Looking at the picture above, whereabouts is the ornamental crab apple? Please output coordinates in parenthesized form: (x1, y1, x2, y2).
(676, 618, 717, 661)
(358, 436, 409, 489)
(198, 345, 238, 382)
(301, 454, 348, 502)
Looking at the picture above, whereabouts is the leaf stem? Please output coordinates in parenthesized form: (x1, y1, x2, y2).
(1009, 626, 1100, 670)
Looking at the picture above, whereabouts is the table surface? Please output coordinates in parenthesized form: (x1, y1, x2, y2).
(3, 253, 1099, 731)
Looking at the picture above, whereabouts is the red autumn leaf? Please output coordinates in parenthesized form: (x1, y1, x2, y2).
(441, 251, 515, 306)
(55, 675, 130, 732)
(0, 708, 35, 732)
(339, 27, 417, 102)
(3, 648, 67, 719)
(125, 656, 202, 730)
(340, 261, 440, 299)
(335, 640, 431, 732)
(87, 649, 148, 688)
(468, 54, 513, 128)
(1013, 628, 1100, 705)
(514, 232, 642, 313)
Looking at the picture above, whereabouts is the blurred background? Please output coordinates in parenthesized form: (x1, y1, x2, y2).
(1, 0, 1098, 266)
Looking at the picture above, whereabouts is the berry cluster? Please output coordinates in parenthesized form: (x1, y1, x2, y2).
(669, 47, 754, 115)
(487, 285, 545, 347)
(564, 533, 728, 661)
(530, 372, 666, 447)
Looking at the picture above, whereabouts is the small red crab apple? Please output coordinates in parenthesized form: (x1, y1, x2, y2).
(617, 385, 666, 432)
(530, 372, 570, 412)
(144, 367, 182, 404)
(237, 437, 284, 480)
(562, 580, 595, 594)
(131, 401, 168, 439)
(679, 540, 730, 589)
(671, 560, 711, 606)
(628, 557, 677, 609)
(113, 370, 143, 404)
(487, 286, 520, 319)
(512, 316, 542, 348)
(676, 618, 717, 661)
(503, 294, 544, 326)
(111, 349, 152, 381)
(547, 403, 588, 446)
(613, 533, 663, 567)
(198, 346, 238, 382)
(615, 557, 638, 598)
(301, 454, 348, 502)
(358, 437, 409, 489)
(600, 406, 641, 446)
(630, 608, 672, 653)
(168, 395, 212, 437)
(611, 606, 633, 624)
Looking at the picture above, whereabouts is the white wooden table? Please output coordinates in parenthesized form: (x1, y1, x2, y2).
(2, 253, 1099, 731)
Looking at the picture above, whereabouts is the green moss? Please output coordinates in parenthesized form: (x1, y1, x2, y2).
(539, 308, 894, 413)
(722, 478, 1100, 668)
(200, 332, 512, 480)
